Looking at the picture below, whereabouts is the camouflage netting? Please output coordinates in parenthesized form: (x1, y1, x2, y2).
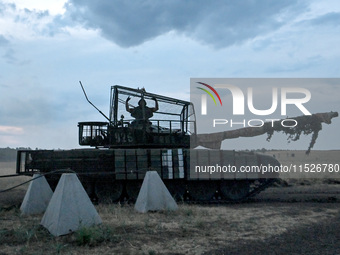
(196, 112, 338, 154)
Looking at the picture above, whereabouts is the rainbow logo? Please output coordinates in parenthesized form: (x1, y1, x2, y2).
(196, 82, 222, 106)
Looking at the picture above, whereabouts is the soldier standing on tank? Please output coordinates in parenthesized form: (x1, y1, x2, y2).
(125, 96, 159, 128)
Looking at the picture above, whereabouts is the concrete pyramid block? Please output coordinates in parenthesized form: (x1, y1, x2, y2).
(20, 173, 53, 215)
(41, 173, 102, 236)
(135, 171, 178, 213)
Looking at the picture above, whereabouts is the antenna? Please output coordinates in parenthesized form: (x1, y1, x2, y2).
(79, 81, 111, 122)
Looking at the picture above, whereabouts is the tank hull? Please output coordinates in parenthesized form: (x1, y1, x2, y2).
(16, 149, 279, 202)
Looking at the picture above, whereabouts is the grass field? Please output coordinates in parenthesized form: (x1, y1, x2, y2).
(1, 201, 339, 254)
(0, 161, 16, 176)
(0, 161, 30, 191)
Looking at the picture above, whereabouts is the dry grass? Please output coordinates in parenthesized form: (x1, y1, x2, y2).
(0, 202, 339, 255)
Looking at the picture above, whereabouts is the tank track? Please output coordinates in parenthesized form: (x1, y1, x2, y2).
(183, 178, 279, 204)
(44, 176, 278, 204)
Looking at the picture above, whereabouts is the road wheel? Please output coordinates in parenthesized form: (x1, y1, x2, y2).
(187, 181, 217, 201)
(126, 181, 143, 201)
(220, 180, 250, 201)
(164, 180, 186, 201)
(95, 180, 123, 203)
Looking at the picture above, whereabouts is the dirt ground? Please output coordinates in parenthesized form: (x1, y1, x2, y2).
(1, 187, 340, 255)
(1, 157, 340, 255)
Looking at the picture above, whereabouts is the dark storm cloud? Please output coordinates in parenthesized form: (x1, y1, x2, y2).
(66, 0, 305, 48)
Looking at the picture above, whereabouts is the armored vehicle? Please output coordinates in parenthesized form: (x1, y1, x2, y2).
(16, 84, 293, 202)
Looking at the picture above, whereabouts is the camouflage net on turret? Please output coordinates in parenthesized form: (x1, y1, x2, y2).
(196, 111, 338, 154)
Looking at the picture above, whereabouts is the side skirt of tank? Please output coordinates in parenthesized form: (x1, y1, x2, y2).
(17, 149, 280, 203)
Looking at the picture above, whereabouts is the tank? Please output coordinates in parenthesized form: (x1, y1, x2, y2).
(16, 85, 337, 202)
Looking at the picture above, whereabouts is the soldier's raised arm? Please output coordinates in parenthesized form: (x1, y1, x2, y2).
(126, 96, 132, 113)
(151, 97, 159, 112)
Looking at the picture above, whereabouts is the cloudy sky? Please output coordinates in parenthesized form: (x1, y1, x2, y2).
(0, 0, 339, 150)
